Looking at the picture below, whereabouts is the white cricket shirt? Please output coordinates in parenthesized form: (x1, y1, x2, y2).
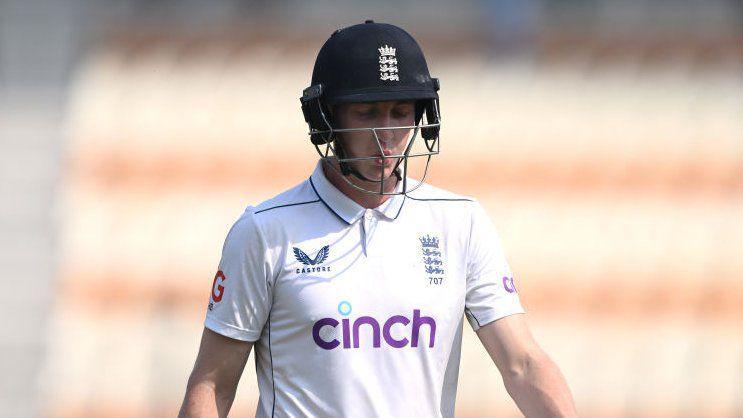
(205, 161, 525, 418)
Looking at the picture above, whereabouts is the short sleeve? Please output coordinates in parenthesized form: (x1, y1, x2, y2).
(464, 202, 525, 331)
(204, 208, 273, 342)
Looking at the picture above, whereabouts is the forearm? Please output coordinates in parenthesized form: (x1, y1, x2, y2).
(179, 380, 236, 418)
(502, 351, 578, 418)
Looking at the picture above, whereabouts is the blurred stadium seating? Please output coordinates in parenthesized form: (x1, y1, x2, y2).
(52, 31, 743, 418)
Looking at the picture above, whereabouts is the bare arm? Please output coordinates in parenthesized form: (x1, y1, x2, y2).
(476, 313, 578, 418)
(179, 327, 253, 418)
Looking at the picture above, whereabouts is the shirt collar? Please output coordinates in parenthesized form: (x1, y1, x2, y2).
(309, 161, 406, 224)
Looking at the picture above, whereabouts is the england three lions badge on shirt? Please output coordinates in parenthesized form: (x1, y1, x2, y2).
(419, 234, 445, 285)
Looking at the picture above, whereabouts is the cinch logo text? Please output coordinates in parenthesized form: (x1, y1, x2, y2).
(312, 302, 436, 350)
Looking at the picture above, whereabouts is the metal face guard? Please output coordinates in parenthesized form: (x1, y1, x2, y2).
(311, 122, 440, 195)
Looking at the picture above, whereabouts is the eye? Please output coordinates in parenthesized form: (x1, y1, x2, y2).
(356, 108, 378, 119)
(392, 107, 413, 119)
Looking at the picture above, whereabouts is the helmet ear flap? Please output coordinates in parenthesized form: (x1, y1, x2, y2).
(420, 78, 440, 141)
(420, 98, 440, 141)
(300, 84, 334, 145)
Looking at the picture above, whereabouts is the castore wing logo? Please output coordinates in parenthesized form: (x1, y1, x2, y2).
(293, 245, 332, 274)
(294, 245, 330, 265)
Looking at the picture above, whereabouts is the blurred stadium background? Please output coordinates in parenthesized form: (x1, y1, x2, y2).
(1, 0, 742, 417)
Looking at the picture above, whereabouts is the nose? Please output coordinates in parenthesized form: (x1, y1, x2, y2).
(375, 127, 395, 146)
(375, 113, 396, 145)
(374, 131, 398, 157)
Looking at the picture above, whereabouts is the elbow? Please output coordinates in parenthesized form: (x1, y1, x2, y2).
(504, 349, 548, 381)
(505, 358, 529, 381)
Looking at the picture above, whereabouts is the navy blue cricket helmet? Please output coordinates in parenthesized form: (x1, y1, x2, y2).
(300, 20, 441, 195)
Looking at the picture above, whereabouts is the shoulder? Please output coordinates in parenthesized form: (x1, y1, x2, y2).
(404, 181, 505, 230)
(402, 181, 485, 228)
(405, 181, 477, 209)
(405, 181, 474, 203)
(227, 179, 320, 240)
(252, 179, 320, 216)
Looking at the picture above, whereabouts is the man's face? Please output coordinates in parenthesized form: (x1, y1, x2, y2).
(332, 100, 416, 183)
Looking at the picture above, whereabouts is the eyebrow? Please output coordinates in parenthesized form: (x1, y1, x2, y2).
(357, 101, 413, 108)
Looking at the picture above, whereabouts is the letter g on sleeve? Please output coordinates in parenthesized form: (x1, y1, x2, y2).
(204, 207, 273, 342)
(210, 270, 227, 302)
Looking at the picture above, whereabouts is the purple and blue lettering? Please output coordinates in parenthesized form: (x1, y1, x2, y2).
(382, 315, 410, 348)
(411, 309, 436, 348)
(312, 305, 436, 350)
(312, 318, 340, 350)
(353, 316, 381, 348)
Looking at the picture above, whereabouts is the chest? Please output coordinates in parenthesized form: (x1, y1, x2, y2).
(271, 219, 467, 336)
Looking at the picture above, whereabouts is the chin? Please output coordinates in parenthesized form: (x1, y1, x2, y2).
(358, 166, 395, 183)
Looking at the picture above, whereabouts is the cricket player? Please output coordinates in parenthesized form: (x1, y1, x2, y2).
(180, 21, 578, 418)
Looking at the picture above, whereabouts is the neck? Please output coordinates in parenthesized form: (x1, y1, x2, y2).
(322, 160, 396, 209)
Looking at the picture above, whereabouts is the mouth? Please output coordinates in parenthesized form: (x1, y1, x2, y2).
(373, 155, 397, 167)
(373, 150, 398, 166)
